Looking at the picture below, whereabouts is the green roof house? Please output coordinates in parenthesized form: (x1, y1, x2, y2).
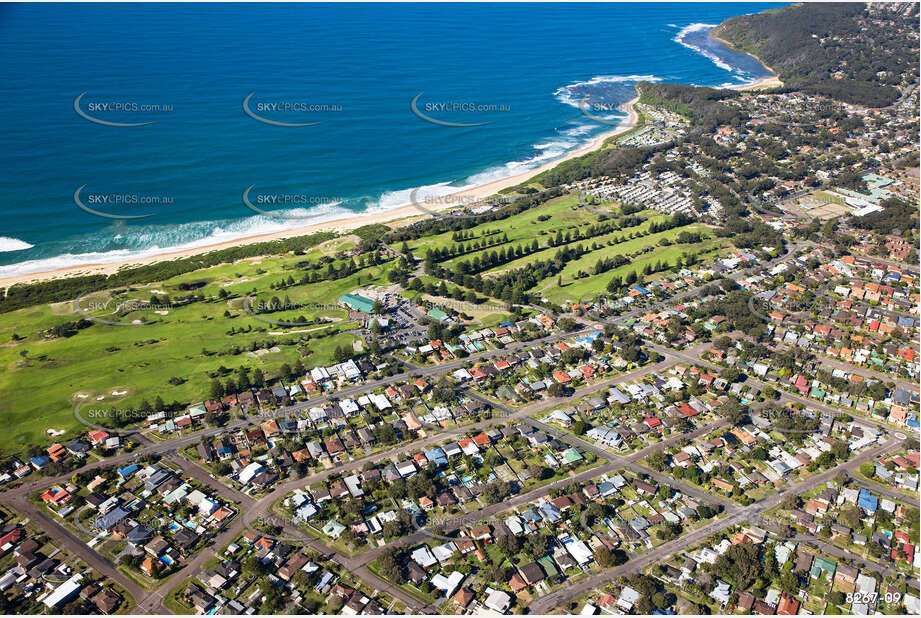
(809, 556, 836, 580)
(562, 448, 584, 464)
(537, 555, 558, 578)
(339, 293, 376, 314)
(322, 520, 346, 539)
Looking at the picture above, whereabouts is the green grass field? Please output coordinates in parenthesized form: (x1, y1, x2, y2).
(418, 193, 719, 304)
(0, 237, 385, 454)
(404, 194, 593, 255)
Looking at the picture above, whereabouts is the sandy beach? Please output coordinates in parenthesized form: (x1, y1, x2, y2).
(712, 31, 784, 91)
(0, 65, 782, 291)
(0, 99, 642, 289)
(729, 74, 784, 91)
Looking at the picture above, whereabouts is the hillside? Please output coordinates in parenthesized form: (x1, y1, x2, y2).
(713, 2, 918, 107)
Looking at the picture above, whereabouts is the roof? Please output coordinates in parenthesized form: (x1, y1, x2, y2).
(339, 293, 376, 314)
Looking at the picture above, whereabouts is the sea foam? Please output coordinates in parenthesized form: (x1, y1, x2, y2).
(0, 237, 34, 252)
(673, 23, 737, 74)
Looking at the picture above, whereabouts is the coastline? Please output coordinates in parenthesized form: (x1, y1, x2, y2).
(0, 52, 782, 292)
(728, 73, 783, 91)
(710, 31, 784, 90)
(0, 99, 641, 290)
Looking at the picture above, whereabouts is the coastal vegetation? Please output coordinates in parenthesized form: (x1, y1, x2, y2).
(0, 237, 382, 452)
(713, 2, 917, 107)
(0, 231, 337, 314)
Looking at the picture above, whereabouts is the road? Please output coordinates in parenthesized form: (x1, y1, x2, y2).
(3, 237, 911, 614)
(809, 353, 919, 395)
(527, 437, 902, 613)
(6, 492, 147, 607)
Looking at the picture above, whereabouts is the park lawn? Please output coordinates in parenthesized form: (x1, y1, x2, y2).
(144, 234, 361, 300)
(540, 238, 722, 304)
(812, 190, 846, 205)
(480, 216, 706, 279)
(404, 194, 591, 254)
(0, 257, 386, 455)
(550, 224, 714, 281)
(438, 205, 661, 273)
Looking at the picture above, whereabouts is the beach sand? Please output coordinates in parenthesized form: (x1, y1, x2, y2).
(730, 74, 784, 91)
(711, 31, 784, 92)
(1, 98, 641, 289)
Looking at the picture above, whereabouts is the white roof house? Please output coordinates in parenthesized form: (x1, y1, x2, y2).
(565, 540, 593, 565)
(484, 588, 512, 613)
(239, 462, 265, 485)
(617, 587, 640, 611)
(430, 571, 464, 597)
(42, 574, 83, 608)
(344, 475, 364, 498)
(369, 394, 391, 411)
(432, 542, 457, 564)
(396, 461, 417, 478)
(710, 580, 731, 605)
(410, 546, 437, 569)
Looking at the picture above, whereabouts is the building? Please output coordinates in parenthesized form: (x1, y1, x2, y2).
(339, 293, 376, 314)
(43, 574, 83, 608)
(483, 588, 512, 613)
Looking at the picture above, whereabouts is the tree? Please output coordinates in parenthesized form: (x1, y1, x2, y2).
(482, 481, 510, 505)
(210, 379, 224, 400)
(839, 505, 862, 530)
(647, 450, 668, 471)
(252, 368, 265, 388)
(859, 462, 875, 478)
(525, 532, 549, 559)
(595, 547, 615, 567)
(496, 533, 520, 555)
(377, 548, 403, 583)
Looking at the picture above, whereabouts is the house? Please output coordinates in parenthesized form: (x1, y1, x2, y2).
(776, 594, 799, 615)
(42, 574, 83, 608)
(519, 562, 544, 586)
(453, 588, 475, 609)
(810, 556, 836, 580)
(483, 588, 512, 613)
(92, 588, 121, 614)
(834, 564, 858, 592)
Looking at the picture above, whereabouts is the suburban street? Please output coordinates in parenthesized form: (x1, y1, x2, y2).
(2, 239, 914, 615)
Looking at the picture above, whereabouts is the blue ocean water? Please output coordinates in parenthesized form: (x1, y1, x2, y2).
(0, 3, 780, 277)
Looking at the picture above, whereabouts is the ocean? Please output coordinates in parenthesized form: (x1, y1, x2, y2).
(0, 2, 780, 278)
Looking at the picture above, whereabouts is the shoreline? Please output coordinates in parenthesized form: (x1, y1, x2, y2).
(0, 54, 781, 291)
(0, 99, 641, 290)
(710, 31, 784, 90)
